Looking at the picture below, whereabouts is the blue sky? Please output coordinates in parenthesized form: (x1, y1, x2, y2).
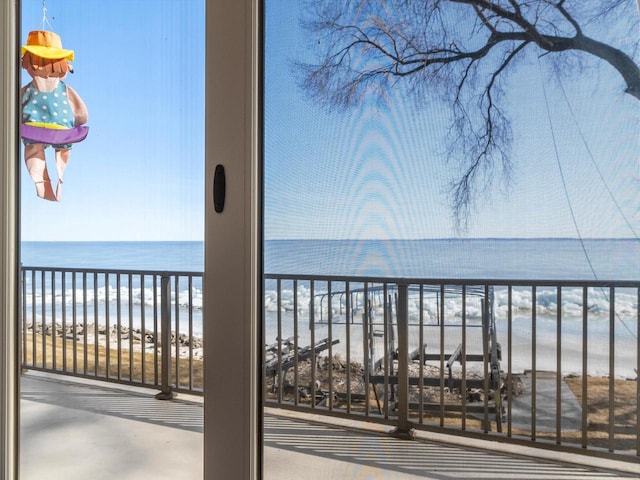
(20, 0, 205, 241)
(264, 1, 639, 240)
(20, 0, 639, 241)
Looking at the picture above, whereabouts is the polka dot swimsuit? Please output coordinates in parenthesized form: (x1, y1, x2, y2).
(22, 81, 75, 148)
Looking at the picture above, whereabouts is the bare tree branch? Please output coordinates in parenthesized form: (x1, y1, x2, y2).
(555, 1, 582, 36)
(450, 40, 528, 226)
(296, 0, 640, 228)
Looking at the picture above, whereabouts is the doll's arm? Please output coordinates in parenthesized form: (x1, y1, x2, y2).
(20, 85, 28, 110)
(67, 85, 88, 126)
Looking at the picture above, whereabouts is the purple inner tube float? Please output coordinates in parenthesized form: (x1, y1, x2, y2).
(21, 124, 89, 145)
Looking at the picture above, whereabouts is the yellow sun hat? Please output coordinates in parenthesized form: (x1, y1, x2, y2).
(21, 30, 74, 61)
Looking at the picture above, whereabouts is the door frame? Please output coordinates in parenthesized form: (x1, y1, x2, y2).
(0, 0, 20, 478)
(204, 0, 261, 478)
(1, 0, 262, 478)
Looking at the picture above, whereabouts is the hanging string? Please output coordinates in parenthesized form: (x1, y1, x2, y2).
(556, 75, 639, 240)
(41, 0, 53, 31)
(537, 58, 595, 275)
(538, 57, 636, 340)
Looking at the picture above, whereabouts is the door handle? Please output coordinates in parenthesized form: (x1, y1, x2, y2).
(214, 164, 225, 213)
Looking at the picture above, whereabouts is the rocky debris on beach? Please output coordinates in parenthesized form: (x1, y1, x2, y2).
(25, 322, 204, 360)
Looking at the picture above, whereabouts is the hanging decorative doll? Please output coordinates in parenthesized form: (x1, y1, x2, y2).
(20, 30, 89, 202)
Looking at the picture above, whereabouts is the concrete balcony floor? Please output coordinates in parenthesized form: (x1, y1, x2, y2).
(20, 372, 639, 479)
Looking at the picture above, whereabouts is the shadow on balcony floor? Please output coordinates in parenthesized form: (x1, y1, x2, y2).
(264, 413, 637, 479)
(19, 372, 638, 479)
(21, 373, 203, 433)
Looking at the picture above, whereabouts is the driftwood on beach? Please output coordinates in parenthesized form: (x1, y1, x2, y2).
(265, 336, 340, 377)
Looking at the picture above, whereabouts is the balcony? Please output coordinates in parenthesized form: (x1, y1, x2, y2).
(19, 266, 640, 476)
(21, 372, 638, 478)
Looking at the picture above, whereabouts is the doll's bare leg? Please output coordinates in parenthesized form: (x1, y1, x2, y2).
(24, 144, 55, 201)
(54, 148, 71, 202)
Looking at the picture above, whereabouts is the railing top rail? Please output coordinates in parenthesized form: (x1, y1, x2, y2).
(20, 265, 203, 277)
(19, 267, 639, 287)
(264, 273, 640, 288)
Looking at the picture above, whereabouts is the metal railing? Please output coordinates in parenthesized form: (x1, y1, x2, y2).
(20, 266, 204, 397)
(20, 266, 639, 461)
(264, 274, 640, 462)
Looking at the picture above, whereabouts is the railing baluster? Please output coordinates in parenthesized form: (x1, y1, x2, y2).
(156, 274, 174, 400)
(105, 273, 110, 379)
(362, 282, 369, 417)
(393, 283, 410, 438)
(328, 281, 333, 411)
(439, 284, 445, 428)
(418, 284, 424, 425)
(556, 286, 562, 444)
(507, 285, 513, 438)
(293, 279, 299, 406)
(345, 281, 351, 414)
(310, 280, 316, 409)
(72, 272, 77, 374)
(153, 274, 158, 386)
(141, 274, 146, 385)
(128, 273, 134, 382)
(94, 272, 99, 377)
(31, 270, 36, 368)
(61, 271, 67, 372)
(116, 274, 121, 380)
(532, 286, 537, 441)
(41, 270, 46, 369)
(581, 286, 588, 449)
(383, 283, 389, 419)
(482, 289, 489, 433)
(175, 275, 180, 390)
(83, 272, 88, 375)
(461, 285, 467, 431)
(51, 270, 56, 371)
(276, 278, 282, 405)
(188, 275, 193, 391)
(609, 286, 615, 452)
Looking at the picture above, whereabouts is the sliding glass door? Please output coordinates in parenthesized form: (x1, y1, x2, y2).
(3, 1, 261, 478)
(261, 1, 638, 475)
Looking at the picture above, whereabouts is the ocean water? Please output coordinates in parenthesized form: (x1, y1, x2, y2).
(21, 238, 639, 280)
(264, 238, 639, 280)
(20, 239, 639, 376)
(21, 241, 205, 272)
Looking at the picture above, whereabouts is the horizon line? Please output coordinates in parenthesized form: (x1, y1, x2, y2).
(21, 237, 639, 243)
